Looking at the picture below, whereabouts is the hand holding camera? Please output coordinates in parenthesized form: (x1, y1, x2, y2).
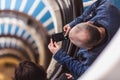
(48, 39, 61, 54)
(51, 32, 69, 42)
(63, 24, 71, 36)
(51, 24, 71, 42)
(48, 24, 71, 54)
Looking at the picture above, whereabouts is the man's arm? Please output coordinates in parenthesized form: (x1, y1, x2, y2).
(53, 49, 94, 78)
(69, 0, 106, 28)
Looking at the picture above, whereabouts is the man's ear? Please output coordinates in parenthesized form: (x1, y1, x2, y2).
(87, 21, 94, 24)
(87, 46, 93, 50)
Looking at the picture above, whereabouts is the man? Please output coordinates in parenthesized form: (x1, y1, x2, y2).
(48, 0, 120, 79)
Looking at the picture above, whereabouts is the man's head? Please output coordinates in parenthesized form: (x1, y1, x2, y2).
(69, 22, 106, 49)
(14, 61, 47, 80)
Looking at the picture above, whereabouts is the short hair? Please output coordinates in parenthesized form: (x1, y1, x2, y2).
(86, 24, 101, 46)
(14, 61, 47, 80)
(76, 22, 101, 47)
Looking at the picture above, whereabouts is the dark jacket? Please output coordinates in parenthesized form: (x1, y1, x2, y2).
(54, 0, 120, 79)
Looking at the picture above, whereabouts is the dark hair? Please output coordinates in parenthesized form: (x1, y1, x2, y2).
(85, 24, 101, 47)
(14, 61, 47, 80)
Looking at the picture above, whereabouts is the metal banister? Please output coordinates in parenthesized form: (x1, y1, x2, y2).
(48, 0, 83, 79)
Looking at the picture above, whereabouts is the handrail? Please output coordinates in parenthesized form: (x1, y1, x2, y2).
(48, 0, 83, 79)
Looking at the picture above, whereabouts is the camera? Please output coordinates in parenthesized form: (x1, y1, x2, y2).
(51, 32, 69, 42)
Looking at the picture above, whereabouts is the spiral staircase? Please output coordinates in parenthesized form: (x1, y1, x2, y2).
(0, 0, 98, 80)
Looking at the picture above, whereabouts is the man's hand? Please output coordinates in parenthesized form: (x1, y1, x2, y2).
(63, 24, 71, 36)
(48, 39, 61, 55)
(65, 73, 74, 80)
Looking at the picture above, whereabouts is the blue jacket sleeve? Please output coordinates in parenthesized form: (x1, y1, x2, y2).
(69, 0, 107, 28)
(53, 49, 93, 78)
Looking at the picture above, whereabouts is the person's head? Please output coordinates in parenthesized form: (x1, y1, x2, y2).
(14, 61, 47, 80)
(69, 21, 106, 49)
